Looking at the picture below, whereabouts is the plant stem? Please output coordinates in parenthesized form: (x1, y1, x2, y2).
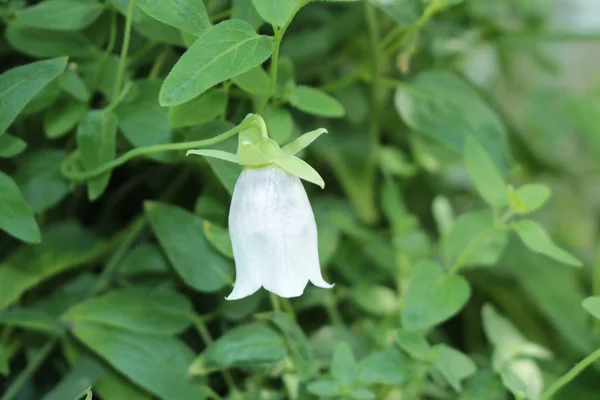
(1, 340, 57, 400)
(60, 121, 250, 182)
(270, 293, 282, 313)
(193, 316, 239, 393)
(594, 245, 600, 335)
(541, 348, 600, 400)
(112, 0, 135, 101)
(89, 217, 146, 296)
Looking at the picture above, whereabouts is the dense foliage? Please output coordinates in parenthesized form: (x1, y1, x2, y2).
(1, 0, 600, 399)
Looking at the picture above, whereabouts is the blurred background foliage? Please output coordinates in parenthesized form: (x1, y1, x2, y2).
(1, 0, 600, 399)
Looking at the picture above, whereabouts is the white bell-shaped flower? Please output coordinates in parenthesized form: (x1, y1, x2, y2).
(186, 114, 333, 300)
(227, 165, 333, 299)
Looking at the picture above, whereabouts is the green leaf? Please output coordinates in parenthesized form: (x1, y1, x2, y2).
(583, 297, 600, 320)
(349, 388, 375, 400)
(401, 260, 471, 330)
(70, 322, 208, 400)
(160, 19, 274, 106)
(459, 370, 507, 400)
(203, 221, 234, 259)
(0, 222, 104, 310)
(76, 110, 118, 200)
(168, 89, 227, 128)
(257, 312, 317, 379)
(464, 136, 507, 207)
(513, 220, 582, 267)
(59, 68, 91, 102)
(0, 134, 27, 158)
(349, 285, 398, 317)
(331, 342, 357, 385)
(512, 184, 551, 214)
(0, 57, 67, 134)
(431, 344, 477, 392)
(307, 380, 343, 397)
(395, 71, 511, 171)
(265, 106, 294, 145)
(0, 170, 40, 243)
(482, 305, 551, 363)
(15, 148, 70, 213)
(145, 202, 233, 292)
(442, 210, 509, 269)
(5, 26, 95, 58)
(119, 243, 168, 276)
(134, 0, 210, 35)
(357, 348, 413, 385)
(0, 309, 63, 335)
(14, 0, 105, 31)
(251, 0, 298, 26)
(44, 99, 88, 138)
(283, 128, 327, 155)
(395, 330, 430, 361)
(43, 357, 105, 400)
(288, 85, 345, 118)
(62, 288, 193, 335)
(231, 66, 270, 94)
(374, 0, 423, 26)
(114, 80, 173, 162)
(189, 323, 287, 374)
(232, 0, 263, 30)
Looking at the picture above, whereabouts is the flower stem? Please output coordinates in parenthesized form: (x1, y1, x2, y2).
(541, 348, 600, 400)
(259, 25, 283, 114)
(60, 121, 250, 182)
(112, 0, 135, 102)
(1, 339, 57, 400)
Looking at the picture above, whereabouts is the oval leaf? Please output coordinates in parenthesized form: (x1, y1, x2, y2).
(145, 202, 233, 292)
(134, 0, 210, 35)
(0, 171, 41, 243)
(288, 86, 345, 118)
(0, 57, 67, 134)
(401, 260, 471, 330)
(160, 19, 274, 106)
(513, 220, 582, 267)
(14, 0, 105, 31)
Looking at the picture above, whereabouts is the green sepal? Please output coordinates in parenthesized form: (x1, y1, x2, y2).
(186, 149, 238, 163)
(186, 113, 326, 188)
(283, 128, 327, 155)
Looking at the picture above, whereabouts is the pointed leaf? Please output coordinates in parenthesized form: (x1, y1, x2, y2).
(283, 128, 327, 155)
(288, 86, 345, 118)
(145, 202, 233, 292)
(513, 220, 582, 267)
(251, 0, 298, 26)
(0, 57, 67, 134)
(14, 0, 105, 31)
(134, 0, 210, 35)
(76, 110, 118, 201)
(396, 330, 430, 361)
(186, 149, 238, 163)
(464, 136, 507, 208)
(62, 288, 193, 335)
(431, 344, 477, 392)
(189, 323, 287, 374)
(583, 297, 600, 320)
(513, 184, 551, 214)
(0, 171, 40, 243)
(331, 342, 357, 385)
(160, 20, 274, 106)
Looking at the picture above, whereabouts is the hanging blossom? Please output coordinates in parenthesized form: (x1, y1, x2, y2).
(187, 114, 333, 300)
